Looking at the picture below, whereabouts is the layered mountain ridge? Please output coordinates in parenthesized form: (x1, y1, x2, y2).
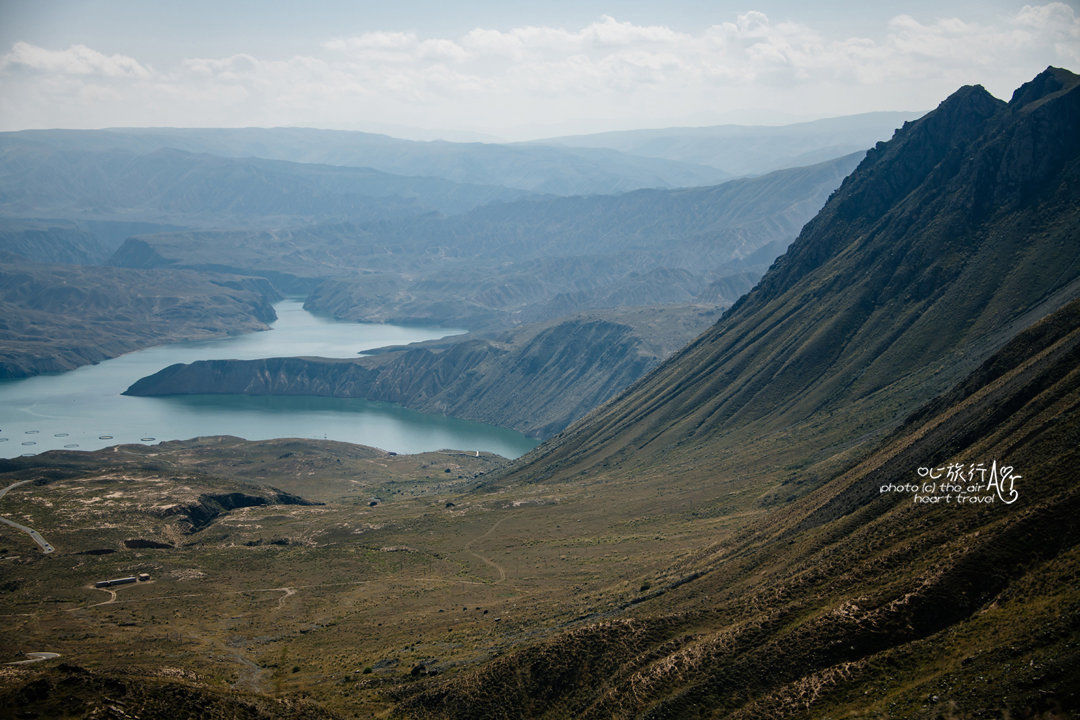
(111, 154, 857, 322)
(392, 66, 1080, 719)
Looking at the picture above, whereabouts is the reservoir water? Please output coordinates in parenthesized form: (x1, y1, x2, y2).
(0, 300, 539, 459)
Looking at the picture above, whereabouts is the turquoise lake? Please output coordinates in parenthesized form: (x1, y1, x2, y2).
(0, 300, 539, 459)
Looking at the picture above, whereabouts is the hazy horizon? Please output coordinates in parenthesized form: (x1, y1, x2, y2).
(1, 0, 1077, 141)
(0, 108, 925, 145)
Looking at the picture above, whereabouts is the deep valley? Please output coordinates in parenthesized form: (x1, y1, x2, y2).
(0, 59, 1077, 720)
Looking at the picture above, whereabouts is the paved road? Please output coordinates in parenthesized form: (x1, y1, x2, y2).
(0, 480, 54, 554)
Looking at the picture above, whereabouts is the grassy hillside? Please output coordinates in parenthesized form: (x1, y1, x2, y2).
(403, 295, 1080, 720)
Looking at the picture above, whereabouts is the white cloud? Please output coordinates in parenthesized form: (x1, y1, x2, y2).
(1, 41, 151, 79)
(1, 4, 1078, 136)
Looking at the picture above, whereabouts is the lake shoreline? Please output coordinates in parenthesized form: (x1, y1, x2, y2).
(0, 300, 537, 459)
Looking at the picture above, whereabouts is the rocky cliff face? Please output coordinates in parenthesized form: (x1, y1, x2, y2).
(124, 306, 720, 438)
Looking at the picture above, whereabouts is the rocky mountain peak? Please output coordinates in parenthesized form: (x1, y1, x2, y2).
(742, 82, 1004, 306)
(1009, 65, 1080, 110)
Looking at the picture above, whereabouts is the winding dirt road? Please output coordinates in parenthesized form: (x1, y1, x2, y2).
(0, 480, 54, 554)
(5, 652, 60, 665)
(464, 515, 510, 584)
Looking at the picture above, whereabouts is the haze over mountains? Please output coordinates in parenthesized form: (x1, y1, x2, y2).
(111, 153, 857, 320)
(0, 111, 909, 199)
(0, 127, 729, 199)
(0, 145, 532, 225)
(535, 110, 921, 177)
(1, 67, 1077, 720)
(0, 118, 866, 378)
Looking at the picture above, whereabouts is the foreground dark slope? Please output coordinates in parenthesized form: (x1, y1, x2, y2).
(401, 290, 1080, 720)
(498, 67, 1080, 489)
(0, 664, 340, 720)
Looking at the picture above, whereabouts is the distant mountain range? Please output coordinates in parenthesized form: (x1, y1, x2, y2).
(0, 112, 916, 212)
(533, 111, 921, 177)
(0, 145, 531, 225)
(1, 114, 908, 296)
(112, 153, 860, 320)
(0, 126, 730, 198)
(0, 218, 183, 265)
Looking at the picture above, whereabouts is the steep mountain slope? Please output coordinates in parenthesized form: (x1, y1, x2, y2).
(0, 127, 730, 196)
(403, 291, 1080, 720)
(536, 111, 919, 176)
(0, 146, 530, 225)
(499, 67, 1080, 488)
(388, 68, 1080, 720)
(0, 262, 279, 378)
(123, 306, 721, 438)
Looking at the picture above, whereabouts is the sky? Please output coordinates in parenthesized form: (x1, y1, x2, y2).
(0, 0, 1077, 140)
